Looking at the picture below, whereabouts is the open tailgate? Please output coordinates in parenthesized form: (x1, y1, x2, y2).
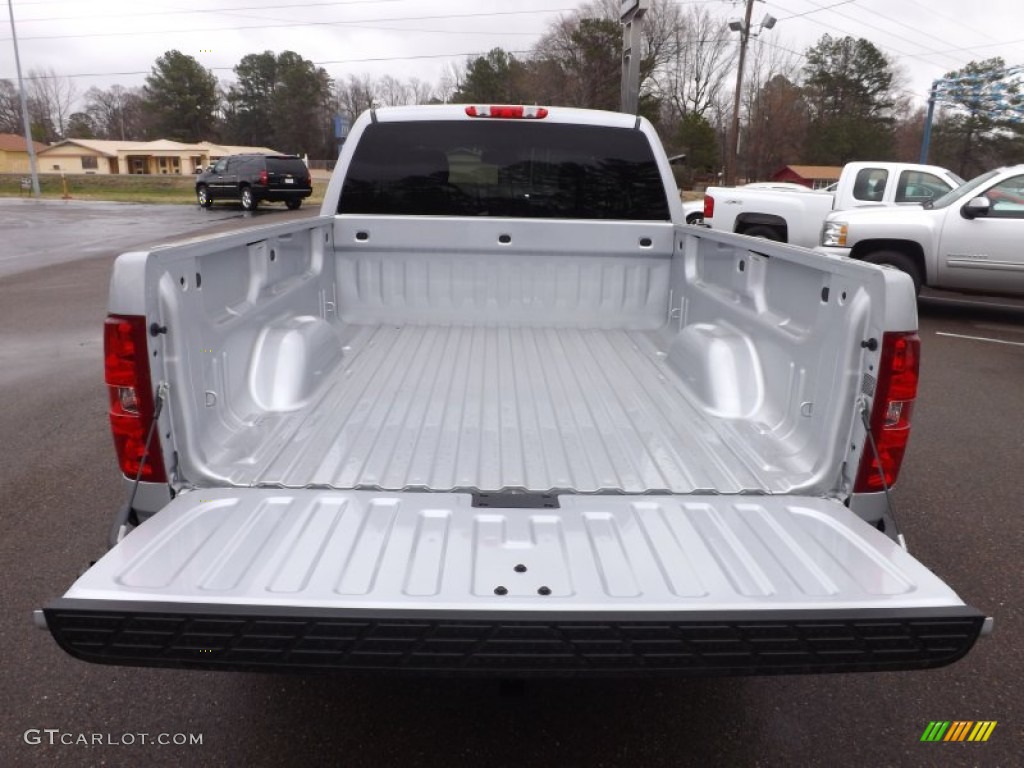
(44, 490, 984, 675)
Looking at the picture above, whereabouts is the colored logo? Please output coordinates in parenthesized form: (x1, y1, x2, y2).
(920, 721, 997, 742)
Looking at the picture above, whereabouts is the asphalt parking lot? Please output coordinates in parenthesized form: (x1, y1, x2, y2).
(0, 202, 1021, 767)
(0, 198, 313, 279)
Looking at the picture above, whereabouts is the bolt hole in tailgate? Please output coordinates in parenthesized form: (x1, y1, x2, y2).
(45, 489, 983, 675)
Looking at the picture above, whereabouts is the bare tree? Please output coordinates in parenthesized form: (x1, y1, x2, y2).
(546, 0, 679, 101)
(654, 6, 736, 121)
(741, 74, 809, 180)
(530, 15, 622, 109)
(407, 77, 435, 105)
(436, 62, 465, 104)
(84, 85, 146, 140)
(893, 106, 926, 162)
(27, 67, 78, 141)
(336, 74, 378, 123)
(0, 80, 22, 134)
(376, 74, 410, 107)
(640, 0, 686, 75)
(739, 38, 804, 179)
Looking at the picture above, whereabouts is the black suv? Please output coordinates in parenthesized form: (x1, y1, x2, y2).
(196, 154, 312, 211)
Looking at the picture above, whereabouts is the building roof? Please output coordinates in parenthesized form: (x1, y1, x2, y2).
(199, 141, 283, 156)
(38, 138, 284, 156)
(0, 132, 47, 153)
(777, 165, 843, 180)
(143, 139, 198, 151)
(39, 139, 134, 156)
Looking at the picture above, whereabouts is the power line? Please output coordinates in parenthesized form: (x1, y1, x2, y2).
(813, 1, 990, 69)
(10, 0, 411, 23)
(769, 0, 960, 68)
(185, 2, 549, 39)
(926, 38, 1024, 57)
(904, 0, 1001, 47)
(776, 0, 857, 20)
(779, 0, 1015, 72)
(0, 7, 579, 42)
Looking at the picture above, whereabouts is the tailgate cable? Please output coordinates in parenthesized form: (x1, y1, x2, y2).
(109, 382, 168, 547)
(859, 401, 908, 551)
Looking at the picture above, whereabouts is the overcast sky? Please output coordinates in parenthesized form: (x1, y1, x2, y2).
(1, 0, 1021, 110)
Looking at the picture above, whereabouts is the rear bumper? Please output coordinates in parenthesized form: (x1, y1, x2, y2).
(255, 185, 312, 201)
(44, 599, 984, 676)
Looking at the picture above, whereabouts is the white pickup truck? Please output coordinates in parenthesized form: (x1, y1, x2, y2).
(818, 165, 1024, 296)
(40, 105, 986, 676)
(703, 162, 963, 247)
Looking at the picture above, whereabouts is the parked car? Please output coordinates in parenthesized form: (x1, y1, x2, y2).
(703, 162, 964, 246)
(817, 165, 1024, 296)
(195, 153, 312, 211)
(40, 104, 987, 677)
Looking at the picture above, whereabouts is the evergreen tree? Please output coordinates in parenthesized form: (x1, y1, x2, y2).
(801, 35, 897, 163)
(143, 50, 220, 142)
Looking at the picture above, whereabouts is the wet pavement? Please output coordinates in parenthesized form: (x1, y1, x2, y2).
(0, 198, 312, 279)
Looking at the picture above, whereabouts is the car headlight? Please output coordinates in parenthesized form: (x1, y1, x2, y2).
(821, 221, 848, 247)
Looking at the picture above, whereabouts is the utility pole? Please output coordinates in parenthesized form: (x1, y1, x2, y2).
(7, 0, 40, 197)
(620, 0, 650, 115)
(725, 0, 755, 186)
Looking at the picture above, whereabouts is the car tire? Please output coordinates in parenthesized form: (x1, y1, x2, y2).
(864, 250, 923, 296)
(741, 225, 782, 241)
(240, 186, 257, 211)
(686, 213, 704, 225)
(196, 185, 213, 208)
(286, 199, 302, 210)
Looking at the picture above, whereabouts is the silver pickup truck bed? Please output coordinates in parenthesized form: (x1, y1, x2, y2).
(229, 323, 783, 494)
(156, 216, 875, 501)
(42, 216, 984, 676)
(39, 106, 986, 677)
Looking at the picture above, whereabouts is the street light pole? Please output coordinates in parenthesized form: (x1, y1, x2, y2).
(725, 0, 755, 187)
(620, 0, 650, 115)
(7, 0, 40, 197)
(919, 80, 939, 164)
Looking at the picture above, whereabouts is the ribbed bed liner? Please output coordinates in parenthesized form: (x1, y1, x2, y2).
(233, 324, 787, 494)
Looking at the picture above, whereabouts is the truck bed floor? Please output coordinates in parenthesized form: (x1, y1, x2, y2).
(227, 324, 785, 494)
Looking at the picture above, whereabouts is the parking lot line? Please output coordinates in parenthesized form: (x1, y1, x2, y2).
(936, 331, 1024, 347)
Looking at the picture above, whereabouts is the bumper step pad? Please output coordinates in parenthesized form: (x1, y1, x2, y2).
(46, 600, 983, 676)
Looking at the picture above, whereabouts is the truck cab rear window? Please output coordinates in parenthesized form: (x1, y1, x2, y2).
(338, 121, 670, 220)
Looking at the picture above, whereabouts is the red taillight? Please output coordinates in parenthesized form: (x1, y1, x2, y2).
(465, 105, 548, 119)
(854, 331, 920, 493)
(104, 315, 166, 483)
(259, 169, 268, 185)
(703, 195, 715, 219)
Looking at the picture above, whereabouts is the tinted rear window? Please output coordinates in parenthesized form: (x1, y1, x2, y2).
(267, 157, 307, 175)
(339, 121, 670, 220)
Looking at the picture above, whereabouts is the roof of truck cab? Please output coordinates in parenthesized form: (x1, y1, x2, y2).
(371, 104, 642, 129)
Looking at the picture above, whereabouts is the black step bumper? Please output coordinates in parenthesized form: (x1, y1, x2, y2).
(44, 600, 985, 676)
